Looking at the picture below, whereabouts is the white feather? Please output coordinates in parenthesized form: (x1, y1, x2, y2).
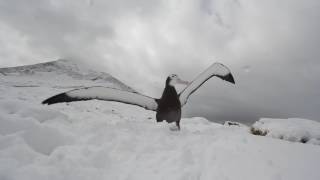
(65, 87, 158, 111)
(179, 63, 234, 106)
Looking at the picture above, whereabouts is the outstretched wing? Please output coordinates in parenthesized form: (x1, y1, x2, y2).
(179, 63, 235, 107)
(42, 86, 158, 111)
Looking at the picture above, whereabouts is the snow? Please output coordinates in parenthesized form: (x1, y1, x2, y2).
(1, 60, 320, 180)
(252, 118, 320, 145)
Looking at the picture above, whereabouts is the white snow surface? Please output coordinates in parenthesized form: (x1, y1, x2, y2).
(252, 118, 320, 145)
(1, 60, 320, 180)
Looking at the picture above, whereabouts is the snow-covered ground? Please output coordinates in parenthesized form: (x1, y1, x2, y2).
(1, 60, 320, 180)
(252, 118, 320, 145)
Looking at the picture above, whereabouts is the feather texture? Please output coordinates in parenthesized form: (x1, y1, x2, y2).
(179, 63, 235, 106)
(42, 86, 158, 111)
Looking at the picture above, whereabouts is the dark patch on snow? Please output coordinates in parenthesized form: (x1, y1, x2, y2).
(300, 137, 309, 143)
(250, 127, 268, 136)
(225, 121, 240, 126)
(13, 85, 40, 87)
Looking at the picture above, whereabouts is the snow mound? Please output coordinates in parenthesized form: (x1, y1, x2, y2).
(0, 101, 74, 155)
(251, 118, 320, 145)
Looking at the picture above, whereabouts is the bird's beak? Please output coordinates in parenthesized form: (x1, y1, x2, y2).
(177, 78, 189, 85)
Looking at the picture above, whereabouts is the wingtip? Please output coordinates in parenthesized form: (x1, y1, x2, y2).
(42, 99, 53, 105)
(42, 98, 54, 105)
(212, 62, 235, 84)
(42, 98, 50, 105)
(41, 93, 70, 105)
(225, 73, 235, 84)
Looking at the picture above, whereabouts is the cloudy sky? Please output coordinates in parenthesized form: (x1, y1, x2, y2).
(0, 0, 319, 124)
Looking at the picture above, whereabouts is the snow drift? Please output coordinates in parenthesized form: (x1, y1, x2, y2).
(251, 118, 320, 145)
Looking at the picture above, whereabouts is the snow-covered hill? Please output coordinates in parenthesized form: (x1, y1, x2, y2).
(0, 60, 320, 180)
(0, 59, 135, 92)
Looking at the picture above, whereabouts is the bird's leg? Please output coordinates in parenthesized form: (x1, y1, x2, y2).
(176, 120, 181, 130)
(169, 121, 181, 131)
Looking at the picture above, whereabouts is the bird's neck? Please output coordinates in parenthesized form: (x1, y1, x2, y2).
(158, 84, 181, 109)
(161, 85, 178, 99)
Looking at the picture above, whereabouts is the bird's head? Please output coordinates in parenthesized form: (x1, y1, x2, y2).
(166, 74, 189, 87)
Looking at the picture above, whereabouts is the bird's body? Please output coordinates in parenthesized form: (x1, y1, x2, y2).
(42, 62, 235, 130)
(156, 78, 182, 129)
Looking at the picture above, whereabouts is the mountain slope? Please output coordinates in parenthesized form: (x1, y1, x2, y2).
(0, 59, 135, 92)
(0, 60, 320, 180)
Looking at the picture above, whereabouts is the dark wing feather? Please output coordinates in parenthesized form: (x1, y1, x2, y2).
(42, 86, 158, 111)
(179, 63, 235, 106)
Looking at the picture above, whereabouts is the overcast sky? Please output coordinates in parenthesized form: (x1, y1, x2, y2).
(0, 0, 320, 124)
